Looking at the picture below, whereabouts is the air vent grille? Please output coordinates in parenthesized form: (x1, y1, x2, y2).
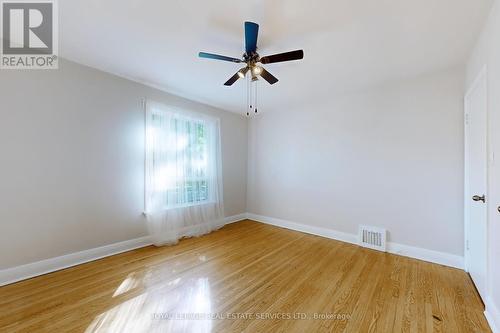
(358, 225, 386, 252)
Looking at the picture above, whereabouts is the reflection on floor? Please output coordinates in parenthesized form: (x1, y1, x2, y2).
(0, 220, 491, 332)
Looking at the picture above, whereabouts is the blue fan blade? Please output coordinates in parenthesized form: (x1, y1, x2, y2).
(198, 52, 242, 63)
(244, 22, 259, 54)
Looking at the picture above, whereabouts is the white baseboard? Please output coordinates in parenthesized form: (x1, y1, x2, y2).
(246, 213, 464, 270)
(0, 236, 153, 287)
(485, 297, 500, 333)
(386, 242, 464, 269)
(0, 213, 247, 287)
(224, 213, 248, 225)
(247, 213, 358, 245)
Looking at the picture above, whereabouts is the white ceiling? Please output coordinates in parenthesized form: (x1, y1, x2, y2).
(60, 0, 493, 113)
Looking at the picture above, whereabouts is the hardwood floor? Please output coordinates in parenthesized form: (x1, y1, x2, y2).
(0, 220, 491, 332)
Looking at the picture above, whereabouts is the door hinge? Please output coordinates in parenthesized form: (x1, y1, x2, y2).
(466, 240, 470, 251)
(465, 113, 470, 125)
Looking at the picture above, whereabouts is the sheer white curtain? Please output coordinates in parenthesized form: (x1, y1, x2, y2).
(145, 101, 224, 246)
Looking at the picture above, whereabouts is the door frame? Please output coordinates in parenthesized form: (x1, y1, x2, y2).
(464, 65, 488, 282)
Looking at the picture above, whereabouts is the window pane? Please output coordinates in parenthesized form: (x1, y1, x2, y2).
(151, 110, 211, 208)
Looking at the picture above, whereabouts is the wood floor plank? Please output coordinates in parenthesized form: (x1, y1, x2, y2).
(0, 220, 491, 333)
(0, 221, 262, 303)
(4, 223, 299, 332)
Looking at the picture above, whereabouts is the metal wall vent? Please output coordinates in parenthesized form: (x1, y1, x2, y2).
(358, 225, 386, 252)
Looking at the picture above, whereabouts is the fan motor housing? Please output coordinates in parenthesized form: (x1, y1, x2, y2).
(243, 52, 260, 63)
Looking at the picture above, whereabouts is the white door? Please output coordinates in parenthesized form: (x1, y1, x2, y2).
(465, 69, 488, 301)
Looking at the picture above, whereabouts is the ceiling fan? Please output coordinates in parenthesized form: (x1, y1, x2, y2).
(198, 21, 304, 86)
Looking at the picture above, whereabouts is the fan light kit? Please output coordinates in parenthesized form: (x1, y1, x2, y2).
(199, 21, 304, 116)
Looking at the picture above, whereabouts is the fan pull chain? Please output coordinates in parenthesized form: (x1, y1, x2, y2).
(244, 70, 262, 117)
(246, 74, 250, 116)
(249, 75, 253, 111)
(254, 80, 258, 114)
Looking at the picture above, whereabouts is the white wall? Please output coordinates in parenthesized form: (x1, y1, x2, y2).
(466, 0, 500, 329)
(0, 59, 247, 270)
(248, 67, 465, 256)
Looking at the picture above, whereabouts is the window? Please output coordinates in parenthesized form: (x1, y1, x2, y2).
(145, 103, 220, 210)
